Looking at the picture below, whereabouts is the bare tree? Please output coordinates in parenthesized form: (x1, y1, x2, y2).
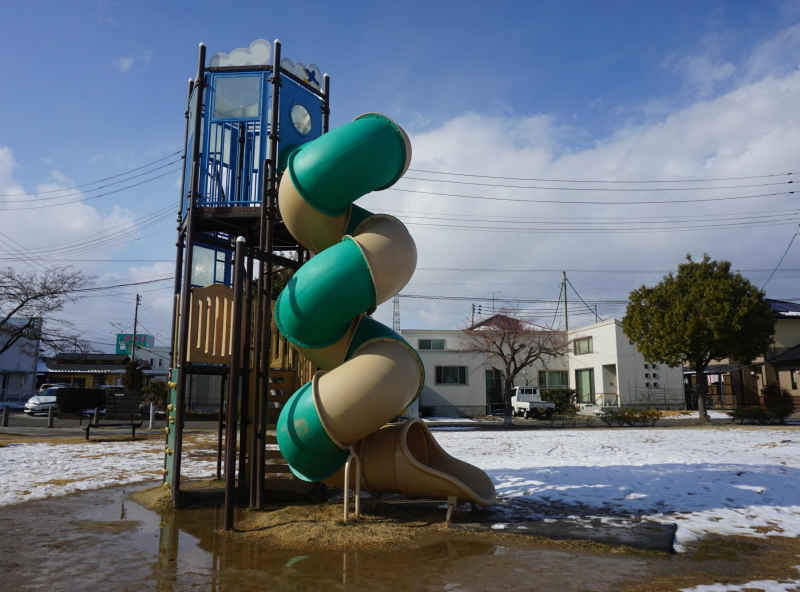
(0, 266, 94, 356)
(459, 308, 571, 427)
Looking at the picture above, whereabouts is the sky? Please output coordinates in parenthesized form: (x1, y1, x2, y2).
(2, 0, 800, 352)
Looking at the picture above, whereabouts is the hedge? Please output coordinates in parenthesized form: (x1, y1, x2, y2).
(599, 408, 662, 427)
(55, 388, 105, 415)
(540, 388, 578, 413)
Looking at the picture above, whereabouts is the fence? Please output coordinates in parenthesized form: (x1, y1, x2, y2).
(1, 389, 37, 408)
(625, 388, 687, 410)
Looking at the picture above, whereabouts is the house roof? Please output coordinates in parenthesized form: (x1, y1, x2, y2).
(769, 343, 800, 365)
(768, 299, 800, 318)
(469, 314, 525, 331)
(40, 353, 130, 374)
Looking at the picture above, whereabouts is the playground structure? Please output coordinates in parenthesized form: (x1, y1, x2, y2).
(165, 39, 495, 531)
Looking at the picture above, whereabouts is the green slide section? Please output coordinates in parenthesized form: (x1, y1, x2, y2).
(274, 236, 376, 349)
(286, 114, 408, 216)
(277, 381, 350, 482)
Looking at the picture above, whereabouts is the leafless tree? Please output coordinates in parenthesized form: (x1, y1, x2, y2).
(0, 266, 94, 356)
(459, 308, 571, 426)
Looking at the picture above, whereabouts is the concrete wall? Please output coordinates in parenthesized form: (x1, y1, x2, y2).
(772, 319, 800, 353)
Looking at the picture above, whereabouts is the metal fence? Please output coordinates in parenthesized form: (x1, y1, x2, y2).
(625, 388, 687, 410)
(1, 389, 37, 408)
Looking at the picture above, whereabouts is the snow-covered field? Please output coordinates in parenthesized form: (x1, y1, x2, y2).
(0, 435, 217, 507)
(436, 426, 800, 551)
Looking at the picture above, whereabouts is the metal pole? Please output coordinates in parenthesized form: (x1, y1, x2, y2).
(149, 402, 155, 429)
(47, 406, 54, 428)
(131, 294, 140, 362)
(322, 73, 330, 134)
(224, 236, 247, 531)
(256, 39, 282, 510)
(169, 78, 194, 369)
(216, 375, 225, 480)
(562, 271, 569, 332)
(594, 305, 598, 323)
(238, 258, 253, 491)
(2, 405, 9, 427)
(172, 43, 207, 500)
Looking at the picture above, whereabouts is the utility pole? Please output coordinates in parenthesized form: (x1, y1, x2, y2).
(562, 272, 568, 332)
(471, 303, 475, 327)
(131, 294, 141, 361)
(594, 305, 598, 323)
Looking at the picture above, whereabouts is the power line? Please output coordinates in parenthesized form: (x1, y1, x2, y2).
(0, 167, 181, 211)
(0, 151, 181, 197)
(763, 224, 800, 290)
(416, 267, 800, 274)
(0, 160, 181, 202)
(389, 187, 796, 206)
(406, 168, 799, 184)
(566, 276, 604, 322)
(401, 176, 793, 192)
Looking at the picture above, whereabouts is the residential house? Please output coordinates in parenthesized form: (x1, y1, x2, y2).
(38, 353, 130, 388)
(0, 319, 41, 406)
(401, 315, 683, 416)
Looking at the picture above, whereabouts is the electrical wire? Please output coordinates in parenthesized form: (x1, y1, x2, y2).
(566, 276, 604, 322)
(763, 224, 800, 290)
(0, 151, 181, 197)
(388, 187, 796, 206)
(406, 168, 800, 184)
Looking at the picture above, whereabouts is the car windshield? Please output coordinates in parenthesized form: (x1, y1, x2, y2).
(39, 388, 60, 397)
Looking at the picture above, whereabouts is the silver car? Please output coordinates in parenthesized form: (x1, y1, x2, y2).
(24, 388, 61, 415)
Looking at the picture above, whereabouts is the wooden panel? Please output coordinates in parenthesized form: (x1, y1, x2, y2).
(187, 285, 235, 364)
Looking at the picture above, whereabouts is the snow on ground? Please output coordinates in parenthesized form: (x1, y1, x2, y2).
(0, 434, 217, 507)
(436, 427, 800, 550)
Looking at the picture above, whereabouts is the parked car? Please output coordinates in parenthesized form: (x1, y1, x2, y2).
(24, 388, 62, 416)
(38, 383, 70, 393)
(510, 386, 555, 419)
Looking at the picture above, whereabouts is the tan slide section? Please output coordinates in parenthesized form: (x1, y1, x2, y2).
(325, 418, 496, 506)
(315, 339, 423, 445)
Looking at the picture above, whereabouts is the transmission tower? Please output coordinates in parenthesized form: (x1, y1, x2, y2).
(393, 294, 401, 332)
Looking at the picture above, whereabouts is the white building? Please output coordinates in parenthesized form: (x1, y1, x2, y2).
(401, 317, 684, 416)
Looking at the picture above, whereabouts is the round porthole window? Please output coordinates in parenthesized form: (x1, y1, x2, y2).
(290, 104, 312, 135)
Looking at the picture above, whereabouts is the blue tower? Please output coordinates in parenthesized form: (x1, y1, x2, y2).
(166, 40, 331, 505)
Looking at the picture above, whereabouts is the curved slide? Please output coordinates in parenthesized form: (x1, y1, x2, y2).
(275, 114, 495, 507)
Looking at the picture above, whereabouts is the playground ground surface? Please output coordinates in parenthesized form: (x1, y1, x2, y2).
(1, 422, 799, 589)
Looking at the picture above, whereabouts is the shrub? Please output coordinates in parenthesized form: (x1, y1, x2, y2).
(55, 388, 105, 415)
(763, 382, 796, 424)
(728, 406, 774, 425)
(600, 408, 662, 427)
(123, 360, 144, 390)
(142, 381, 168, 408)
(550, 409, 579, 427)
(419, 405, 435, 418)
(540, 388, 578, 413)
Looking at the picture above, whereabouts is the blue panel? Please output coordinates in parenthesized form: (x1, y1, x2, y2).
(277, 77, 323, 171)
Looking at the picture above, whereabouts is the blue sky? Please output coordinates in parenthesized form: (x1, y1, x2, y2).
(2, 1, 800, 348)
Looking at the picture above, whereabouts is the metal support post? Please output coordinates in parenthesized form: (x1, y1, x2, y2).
(238, 258, 253, 491)
(172, 43, 206, 500)
(47, 406, 54, 428)
(223, 237, 247, 531)
(2, 405, 9, 427)
(149, 403, 155, 429)
(343, 448, 361, 523)
(256, 39, 282, 510)
(217, 375, 225, 480)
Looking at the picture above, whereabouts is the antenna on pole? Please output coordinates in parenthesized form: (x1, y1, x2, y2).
(393, 294, 401, 332)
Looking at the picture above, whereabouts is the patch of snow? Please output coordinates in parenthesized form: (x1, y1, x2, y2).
(0, 435, 216, 507)
(434, 427, 800, 550)
(491, 523, 507, 530)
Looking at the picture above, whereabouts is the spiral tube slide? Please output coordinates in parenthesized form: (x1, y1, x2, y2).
(275, 114, 495, 506)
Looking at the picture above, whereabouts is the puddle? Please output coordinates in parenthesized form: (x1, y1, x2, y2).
(0, 484, 797, 591)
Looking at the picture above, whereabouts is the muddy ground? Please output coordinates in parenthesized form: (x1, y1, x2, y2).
(1, 483, 800, 591)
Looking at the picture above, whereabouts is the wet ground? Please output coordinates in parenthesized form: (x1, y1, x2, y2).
(1, 484, 799, 591)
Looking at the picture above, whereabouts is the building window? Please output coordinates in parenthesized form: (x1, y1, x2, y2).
(574, 337, 593, 355)
(652, 364, 658, 370)
(653, 382, 660, 388)
(538, 370, 569, 389)
(792, 370, 798, 390)
(645, 382, 651, 388)
(158, 358, 164, 367)
(653, 373, 658, 379)
(149, 358, 154, 367)
(435, 366, 467, 385)
(645, 373, 650, 378)
(644, 363, 650, 369)
(419, 339, 445, 351)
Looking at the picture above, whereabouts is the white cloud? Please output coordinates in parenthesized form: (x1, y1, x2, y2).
(113, 56, 135, 73)
(367, 62, 800, 329)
